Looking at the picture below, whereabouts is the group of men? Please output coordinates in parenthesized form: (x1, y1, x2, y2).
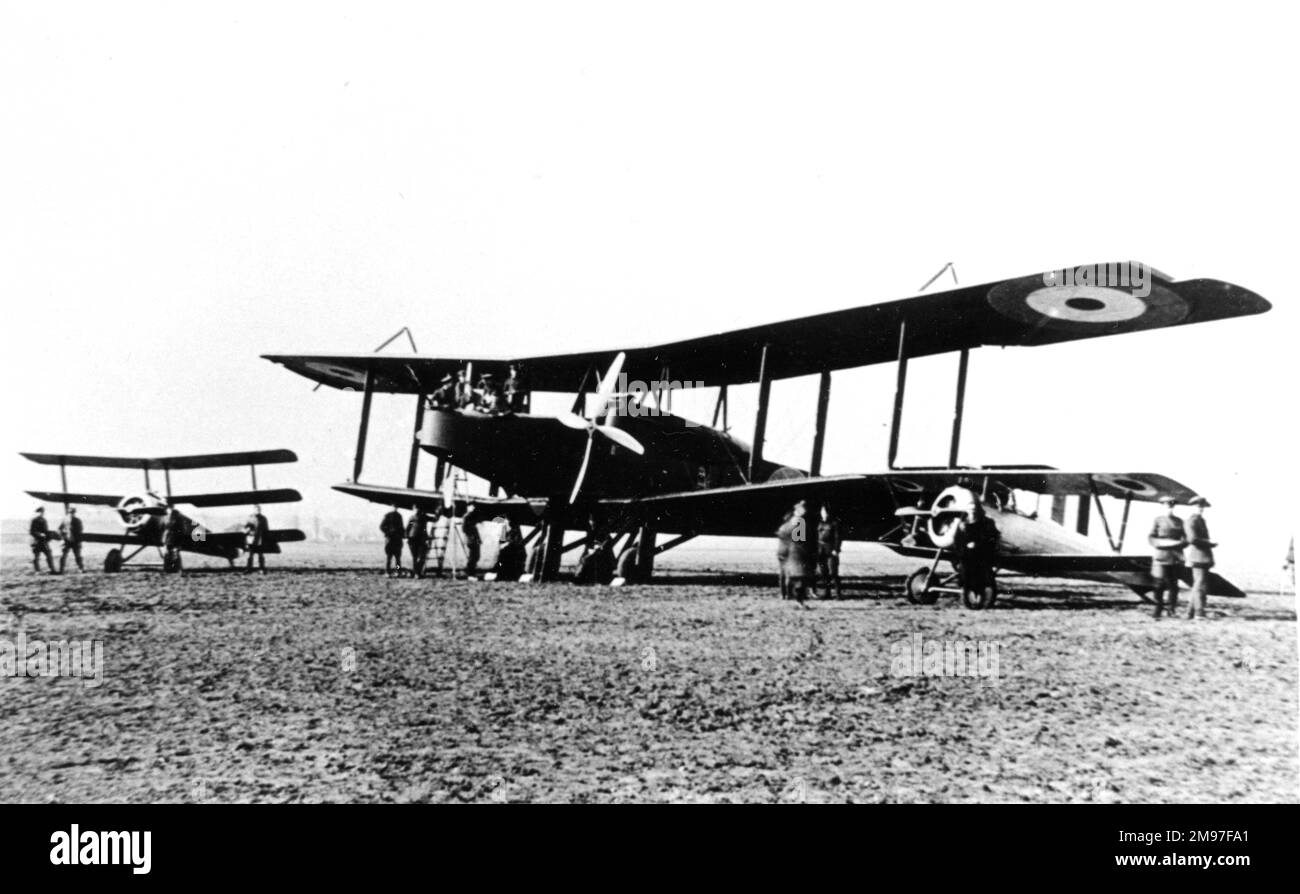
(1147, 494, 1217, 620)
(774, 501, 845, 605)
(429, 364, 529, 415)
(28, 505, 83, 574)
(379, 502, 527, 580)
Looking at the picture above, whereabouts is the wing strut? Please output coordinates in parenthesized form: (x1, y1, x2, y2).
(949, 349, 970, 467)
(810, 369, 831, 476)
(748, 343, 772, 482)
(888, 320, 908, 469)
(407, 392, 426, 488)
(352, 367, 375, 482)
(711, 383, 729, 432)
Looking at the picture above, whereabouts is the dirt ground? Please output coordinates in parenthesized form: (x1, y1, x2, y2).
(1, 542, 1296, 803)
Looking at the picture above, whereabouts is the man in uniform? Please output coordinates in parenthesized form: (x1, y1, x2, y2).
(460, 501, 483, 578)
(245, 504, 270, 574)
(495, 520, 527, 579)
(30, 506, 56, 574)
(59, 507, 85, 574)
(817, 505, 843, 599)
(162, 506, 186, 575)
(952, 500, 1000, 605)
(504, 363, 529, 413)
(774, 508, 794, 598)
(1184, 495, 1217, 620)
(406, 506, 430, 578)
(1147, 495, 1186, 619)
(476, 373, 505, 413)
(777, 501, 814, 606)
(380, 505, 405, 577)
(430, 373, 458, 410)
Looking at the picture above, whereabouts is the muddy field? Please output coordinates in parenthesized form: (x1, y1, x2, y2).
(1, 542, 1296, 803)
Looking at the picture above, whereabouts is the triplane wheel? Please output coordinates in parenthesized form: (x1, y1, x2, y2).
(104, 549, 123, 573)
(905, 566, 939, 605)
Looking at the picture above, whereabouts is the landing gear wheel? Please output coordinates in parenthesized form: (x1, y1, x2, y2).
(905, 567, 939, 605)
(162, 552, 181, 574)
(616, 545, 644, 582)
(962, 582, 997, 610)
(104, 549, 123, 573)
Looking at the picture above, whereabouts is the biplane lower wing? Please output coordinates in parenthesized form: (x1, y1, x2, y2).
(602, 468, 1199, 538)
(332, 482, 548, 526)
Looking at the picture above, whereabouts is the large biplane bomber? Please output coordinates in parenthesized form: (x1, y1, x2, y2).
(246, 260, 1271, 607)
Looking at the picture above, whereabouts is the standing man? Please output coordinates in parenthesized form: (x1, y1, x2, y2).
(1148, 495, 1186, 619)
(162, 506, 186, 575)
(953, 501, 1000, 607)
(1184, 496, 1217, 620)
(30, 506, 56, 574)
(380, 505, 405, 577)
(460, 501, 483, 578)
(59, 507, 85, 574)
(774, 508, 794, 598)
(817, 505, 843, 599)
(245, 504, 270, 574)
(504, 363, 529, 413)
(406, 506, 430, 578)
(778, 501, 814, 607)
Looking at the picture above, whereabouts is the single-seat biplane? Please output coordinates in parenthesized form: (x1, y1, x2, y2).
(21, 449, 306, 571)
(264, 262, 1268, 605)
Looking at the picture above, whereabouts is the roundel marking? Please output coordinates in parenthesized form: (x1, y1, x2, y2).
(1096, 473, 1159, 498)
(891, 478, 924, 493)
(1025, 285, 1148, 323)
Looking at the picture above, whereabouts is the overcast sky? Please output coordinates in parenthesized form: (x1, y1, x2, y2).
(2, 2, 1295, 573)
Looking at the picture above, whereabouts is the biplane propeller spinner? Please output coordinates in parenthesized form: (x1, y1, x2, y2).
(264, 261, 1269, 604)
(21, 449, 306, 571)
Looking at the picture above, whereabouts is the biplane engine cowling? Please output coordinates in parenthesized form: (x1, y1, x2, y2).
(927, 485, 978, 548)
(115, 492, 168, 530)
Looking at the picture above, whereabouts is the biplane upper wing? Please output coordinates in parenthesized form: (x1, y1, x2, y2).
(598, 469, 1200, 538)
(20, 449, 297, 470)
(263, 263, 1269, 392)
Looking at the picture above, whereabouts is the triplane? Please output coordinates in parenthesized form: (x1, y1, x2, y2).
(21, 450, 306, 571)
(264, 261, 1265, 605)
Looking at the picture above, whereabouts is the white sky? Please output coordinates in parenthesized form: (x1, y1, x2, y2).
(2, 2, 1296, 573)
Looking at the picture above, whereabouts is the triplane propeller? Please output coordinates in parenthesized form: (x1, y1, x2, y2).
(265, 260, 1267, 605)
(21, 449, 306, 572)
